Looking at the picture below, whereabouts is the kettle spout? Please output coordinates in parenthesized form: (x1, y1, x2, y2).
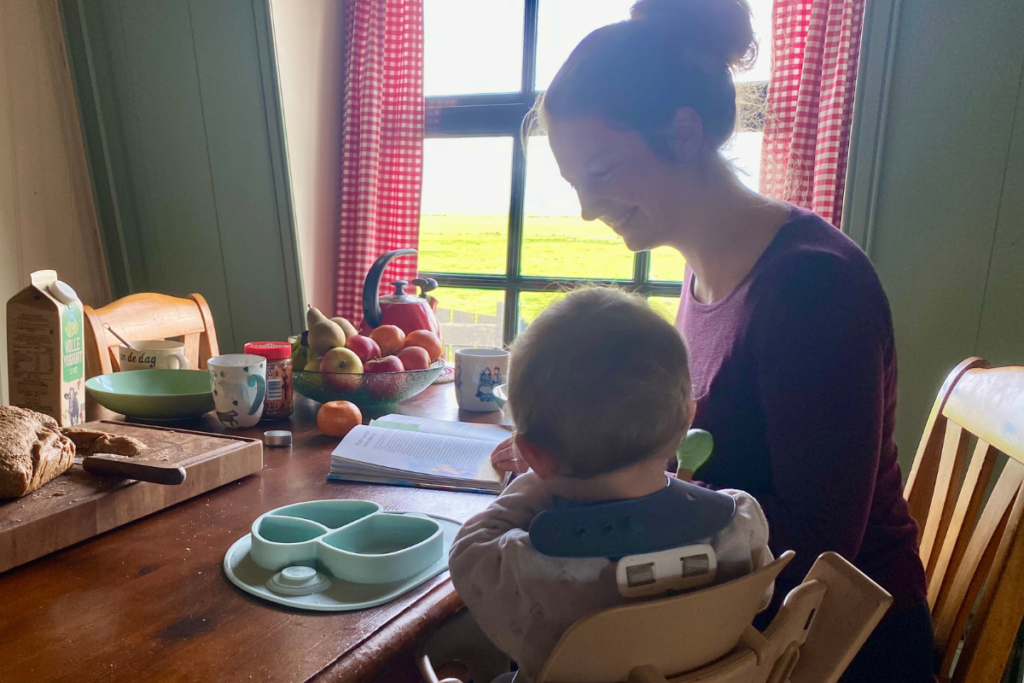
(362, 249, 418, 328)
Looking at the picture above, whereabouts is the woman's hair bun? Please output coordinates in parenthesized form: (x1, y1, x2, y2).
(537, 0, 759, 153)
(630, 0, 758, 72)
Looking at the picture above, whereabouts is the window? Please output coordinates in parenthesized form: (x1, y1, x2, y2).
(421, 0, 771, 352)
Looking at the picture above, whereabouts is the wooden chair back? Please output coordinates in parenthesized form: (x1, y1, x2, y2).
(787, 552, 893, 683)
(904, 358, 1024, 683)
(537, 552, 794, 683)
(538, 551, 890, 683)
(419, 552, 890, 683)
(83, 293, 220, 377)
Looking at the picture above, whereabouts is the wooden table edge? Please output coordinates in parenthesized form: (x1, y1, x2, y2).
(310, 577, 466, 683)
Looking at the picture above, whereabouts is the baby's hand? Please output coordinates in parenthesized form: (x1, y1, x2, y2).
(490, 435, 529, 473)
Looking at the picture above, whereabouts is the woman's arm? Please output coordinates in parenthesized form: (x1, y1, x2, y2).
(748, 254, 891, 581)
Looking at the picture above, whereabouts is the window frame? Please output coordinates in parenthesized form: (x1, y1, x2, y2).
(421, 0, 765, 343)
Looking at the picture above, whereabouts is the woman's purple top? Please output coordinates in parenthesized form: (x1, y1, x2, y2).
(675, 206, 926, 610)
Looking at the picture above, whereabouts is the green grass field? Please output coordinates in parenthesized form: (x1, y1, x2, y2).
(419, 214, 686, 323)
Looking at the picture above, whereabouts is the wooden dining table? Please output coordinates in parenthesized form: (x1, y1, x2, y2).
(0, 384, 509, 683)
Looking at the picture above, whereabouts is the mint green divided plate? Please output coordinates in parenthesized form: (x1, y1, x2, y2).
(223, 512, 462, 612)
(85, 370, 215, 420)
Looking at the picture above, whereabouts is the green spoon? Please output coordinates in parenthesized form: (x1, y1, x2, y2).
(677, 429, 714, 477)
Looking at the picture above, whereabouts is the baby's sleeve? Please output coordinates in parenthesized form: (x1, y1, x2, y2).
(448, 473, 614, 678)
(713, 489, 774, 608)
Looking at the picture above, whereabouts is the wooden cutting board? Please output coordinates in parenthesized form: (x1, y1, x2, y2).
(0, 420, 263, 573)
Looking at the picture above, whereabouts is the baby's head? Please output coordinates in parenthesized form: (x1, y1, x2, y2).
(508, 287, 692, 482)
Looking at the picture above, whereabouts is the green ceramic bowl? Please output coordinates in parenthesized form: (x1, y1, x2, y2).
(85, 370, 215, 420)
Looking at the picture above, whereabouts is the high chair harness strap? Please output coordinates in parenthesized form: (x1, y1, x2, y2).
(529, 477, 736, 559)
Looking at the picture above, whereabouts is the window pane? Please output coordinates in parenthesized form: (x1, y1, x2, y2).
(522, 136, 635, 279)
(420, 138, 513, 275)
(736, 0, 773, 83)
(434, 287, 506, 359)
(519, 290, 567, 328)
(649, 247, 686, 282)
(722, 131, 762, 191)
(424, 0, 523, 96)
(536, 0, 770, 88)
(535, 0, 771, 86)
(536, 0, 635, 91)
(647, 296, 679, 323)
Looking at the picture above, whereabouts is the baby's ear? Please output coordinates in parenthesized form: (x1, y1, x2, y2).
(514, 435, 560, 479)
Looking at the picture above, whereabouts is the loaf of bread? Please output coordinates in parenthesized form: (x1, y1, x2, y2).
(0, 406, 76, 499)
(62, 427, 147, 457)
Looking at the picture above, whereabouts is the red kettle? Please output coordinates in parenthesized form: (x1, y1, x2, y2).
(359, 249, 441, 337)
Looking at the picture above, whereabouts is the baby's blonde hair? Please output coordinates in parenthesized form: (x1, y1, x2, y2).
(508, 287, 692, 478)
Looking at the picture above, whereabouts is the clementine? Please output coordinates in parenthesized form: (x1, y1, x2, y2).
(369, 325, 406, 356)
(403, 330, 443, 362)
(317, 400, 362, 438)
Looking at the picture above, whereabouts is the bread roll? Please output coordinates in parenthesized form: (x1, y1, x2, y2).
(63, 428, 147, 457)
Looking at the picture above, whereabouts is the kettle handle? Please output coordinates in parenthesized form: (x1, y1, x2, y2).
(363, 249, 418, 328)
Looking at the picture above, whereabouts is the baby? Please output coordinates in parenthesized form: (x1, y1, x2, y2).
(449, 288, 773, 683)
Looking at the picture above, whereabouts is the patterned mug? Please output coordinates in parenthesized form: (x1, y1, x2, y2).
(209, 354, 267, 429)
(454, 348, 509, 412)
(118, 340, 189, 371)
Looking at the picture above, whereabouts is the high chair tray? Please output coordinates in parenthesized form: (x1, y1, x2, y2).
(223, 509, 461, 612)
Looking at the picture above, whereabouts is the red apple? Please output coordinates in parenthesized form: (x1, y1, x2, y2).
(364, 356, 404, 374)
(345, 334, 381, 363)
(320, 347, 363, 391)
(397, 346, 430, 371)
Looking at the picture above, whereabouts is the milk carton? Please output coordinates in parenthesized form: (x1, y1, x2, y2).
(6, 270, 86, 426)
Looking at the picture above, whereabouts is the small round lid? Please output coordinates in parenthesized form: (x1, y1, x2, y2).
(244, 341, 291, 360)
(263, 430, 293, 448)
(48, 280, 80, 305)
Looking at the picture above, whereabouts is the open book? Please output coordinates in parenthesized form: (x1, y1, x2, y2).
(329, 414, 512, 493)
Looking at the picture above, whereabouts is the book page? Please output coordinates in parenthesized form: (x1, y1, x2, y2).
(333, 425, 503, 483)
(372, 414, 509, 444)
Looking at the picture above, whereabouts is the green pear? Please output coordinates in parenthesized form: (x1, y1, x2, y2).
(304, 354, 322, 372)
(331, 316, 358, 339)
(306, 305, 347, 356)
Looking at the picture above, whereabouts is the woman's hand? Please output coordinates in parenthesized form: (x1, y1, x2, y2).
(490, 435, 529, 474)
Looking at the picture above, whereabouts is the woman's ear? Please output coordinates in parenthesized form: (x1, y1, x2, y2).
(514, 434, 560, 479)
(670, 108, 705, 164)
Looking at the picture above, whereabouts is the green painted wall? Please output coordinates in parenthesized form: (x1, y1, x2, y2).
(845, 0, 1024, 468)
(60, 0, 304, 353)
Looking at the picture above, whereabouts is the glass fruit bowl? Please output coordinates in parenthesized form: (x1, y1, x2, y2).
(293, 359, 445, 412)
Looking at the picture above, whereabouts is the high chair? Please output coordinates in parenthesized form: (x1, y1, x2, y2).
(419, 550, 892, 683)
(83, 292, 220, 377)
(903, 358, 1024, 683)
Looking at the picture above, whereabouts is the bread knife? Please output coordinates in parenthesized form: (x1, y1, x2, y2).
(75, 455, 187, 485)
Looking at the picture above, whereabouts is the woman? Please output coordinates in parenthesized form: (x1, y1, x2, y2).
(490, 1, 933, 680)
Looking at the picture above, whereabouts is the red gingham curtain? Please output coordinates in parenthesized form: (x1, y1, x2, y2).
(759, 0, 865, 227)
(335, 0, 424, 322)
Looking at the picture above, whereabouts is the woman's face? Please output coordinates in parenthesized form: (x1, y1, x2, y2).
(547, 115, 688, 252)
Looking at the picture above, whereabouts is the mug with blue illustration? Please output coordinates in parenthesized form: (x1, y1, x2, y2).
(454, 348, 509, 412)
(209, 354, 267, 428)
